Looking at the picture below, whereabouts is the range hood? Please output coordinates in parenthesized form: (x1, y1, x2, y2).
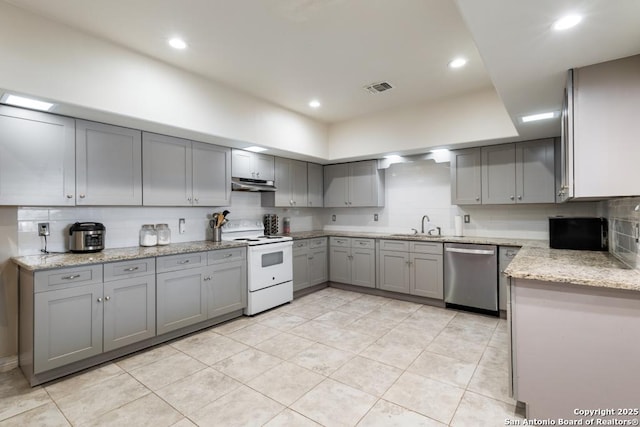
(231, 177, 277, 192)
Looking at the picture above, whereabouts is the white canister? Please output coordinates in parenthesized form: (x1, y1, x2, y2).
(454, 215, 463, 236)
(139, 224, 157, 247)
(156, 224, 171, 245)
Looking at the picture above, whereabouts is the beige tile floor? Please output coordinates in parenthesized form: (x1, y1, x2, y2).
(0, 287, 524, 426)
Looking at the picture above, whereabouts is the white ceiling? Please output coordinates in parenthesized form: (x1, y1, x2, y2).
(4, 0, 640, 142)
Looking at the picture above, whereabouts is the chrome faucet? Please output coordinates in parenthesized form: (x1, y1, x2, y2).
(421, 215, 430, 233)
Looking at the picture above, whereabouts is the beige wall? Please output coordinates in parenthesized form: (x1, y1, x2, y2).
(0, 2, 329, 160)
(0, 208, 18, 369)
(327, 88, 518, 160)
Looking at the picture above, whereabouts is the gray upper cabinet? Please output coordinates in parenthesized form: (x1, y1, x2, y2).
(482, 139, 555, 204)
(231, 149, 275, 181)
(450, 148, 481, 205)
(192, 142, 231, 206)
(571, 55, 640, 198)
(0, 105, 75, 206)
(324, 161, 384, 208)
(307, 162, 324, 207)
(143, 133, 231, 206)
(143, 133, 192, 206)
(262, 157, 308, 207)
(76, 120, 142, 206)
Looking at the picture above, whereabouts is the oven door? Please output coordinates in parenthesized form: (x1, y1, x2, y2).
(247, 241, 293, 292)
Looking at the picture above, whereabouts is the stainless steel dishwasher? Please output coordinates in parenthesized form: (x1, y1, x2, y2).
(444, 242, 498, 315)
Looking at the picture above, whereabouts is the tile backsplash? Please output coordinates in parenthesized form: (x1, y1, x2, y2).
(607, 197, 640, 269)
(17, 192, 323, 255)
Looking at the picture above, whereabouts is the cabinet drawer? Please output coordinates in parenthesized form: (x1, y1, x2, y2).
(309, 237, 327, 249)
(156, 252, 206, 273)
(104, 258, 155, 281)
(379, 240, 409, 252)
(34, 264, 103, 292)
(293, 240, 309, 251)
(352, 238, 374, 249)
(330, 237, 351, 247)
(410, 241, 443, 255)
(208, 247, 246, 265)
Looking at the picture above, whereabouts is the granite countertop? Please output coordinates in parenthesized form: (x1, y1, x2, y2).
(12, 240, 247, 271)
(504, 245, 640, 292)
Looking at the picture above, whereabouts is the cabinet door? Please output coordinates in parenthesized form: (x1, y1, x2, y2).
(482, 144, 516, 204)
(33, 283, 103, 373)
(0, 106, 75, 206)
(329, 246, 351, 284)
(293, 247, 311, 292)
(103, 276, 156, 352)
(208, 260, 247, 318)
(308, 246, 328, 285)
(324, 164, 349, 207)
(273, 157, 293, 206)
(450, 148, 481, 205)
(156, 268, 207, 334)
(254, 153, 275, 181)
(192, 142, 231, 206)
(231, 149, 253, 179)
(307, 162, 324, 207)
(516, 139, 555, 203)
(351, 248, 376, 288)
(142, 133, 192, 206)
(410, 253, 443, 299)
(291, 160, 308, 207)
(76, 120, 142, 205)
(379, 251, 410, 294)
(349, 161, 378, 207)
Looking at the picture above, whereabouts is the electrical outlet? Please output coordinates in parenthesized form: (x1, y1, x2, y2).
(463, 215, 470, 223)
(332, 214, 336, 222)
(374, 214, 379, 222)
(179, 218, 186, 234)
(38, 222, 50, 236)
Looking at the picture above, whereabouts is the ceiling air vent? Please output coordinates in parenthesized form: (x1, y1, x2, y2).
(364, 81, 393, 94)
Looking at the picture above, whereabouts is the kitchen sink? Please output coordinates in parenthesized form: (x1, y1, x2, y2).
(389, 233, 443, 239)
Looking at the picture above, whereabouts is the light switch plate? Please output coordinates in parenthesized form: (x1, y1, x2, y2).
(38, 222, 50, 236)
(463, 215, 470, 223)
(374, 214, 378, 221)
(332, 214, 336, 222)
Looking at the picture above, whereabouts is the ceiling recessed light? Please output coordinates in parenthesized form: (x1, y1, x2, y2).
(168, 37, 188, 49)
(520, 111, 560, 123)
(245, 146, 268, 153)
(1, 93, 55, 111)
(448, 58, 467, 69)
(553, 14, 582, 31)
(309, 100, 321, 108)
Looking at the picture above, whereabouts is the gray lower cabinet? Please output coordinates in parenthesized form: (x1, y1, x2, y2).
(498, 246, 520, 311)
(28, 259, 156, 375)
(378, 240, 444, 299)
(156, 248, 247, 334)
(329, 237, 375, 288)
(293, 238, 328, 292)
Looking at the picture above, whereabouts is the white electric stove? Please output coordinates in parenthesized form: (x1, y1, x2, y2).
(222, 219, 293, 315)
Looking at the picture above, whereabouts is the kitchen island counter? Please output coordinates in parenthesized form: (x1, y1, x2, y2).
(12, 240, 247, 271)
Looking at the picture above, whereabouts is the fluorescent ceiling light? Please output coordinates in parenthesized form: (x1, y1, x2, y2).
(553, 15, 582, 31)
(245, 146, 268, 153)
(448, 58, 467, 69)
(430, 149, 451, 163)
(384, 155, 402, 161)
(1, 94, 55, 111)
(308, 99, 321, 108)
(520, 111, 560, 123)
(168, 37, 187, 49)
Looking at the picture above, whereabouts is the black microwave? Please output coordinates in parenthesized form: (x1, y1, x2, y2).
(549, 217, 608, 251)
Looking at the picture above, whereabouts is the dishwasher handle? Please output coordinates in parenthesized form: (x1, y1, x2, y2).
(445, 247, 495, 256)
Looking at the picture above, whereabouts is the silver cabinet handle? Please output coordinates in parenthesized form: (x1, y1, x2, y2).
(445, 247, 495, 255)
(296, 243, 304, 247)
(225, 253, 233, 258)
(124, 266, 139, 272)
(187, 197, 192, 203)
(204, 276, 212, 281)
(194, 198, 199, 203)
(344, 201, 348, 205)
(308, 256, 314, 260)
(79, 194, 86, 199)
(62, 274, 80, 280)
(178, 259, 191, 264)
(517, 195, 522, 200)
(476, 197, 480, 201)
(510, 195, 515, 200)
(97, 297, 103, 302)
(105, 296, 110, 301)
(358, 242, 366, 245)
(348, 201, 352, 205)
(256, 172, 260, 177)
(66, 194, 73, 199)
